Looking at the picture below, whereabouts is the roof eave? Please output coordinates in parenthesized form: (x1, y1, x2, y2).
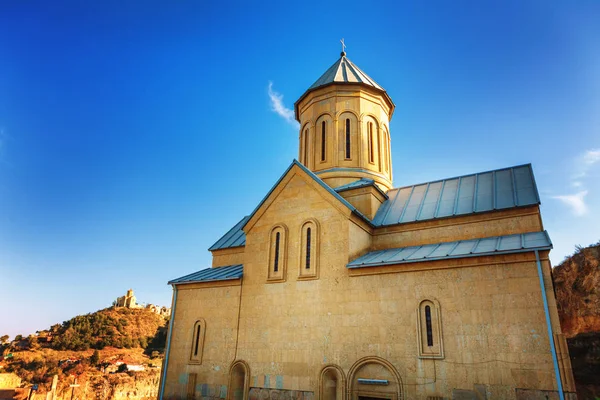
(347, 246, 553, 269)
(168, 276, 242, 286)
(294, 83, 395, 122)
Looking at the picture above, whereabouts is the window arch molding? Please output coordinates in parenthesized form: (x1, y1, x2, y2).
(318, 364, 346, 400)
(416, 298, 444, 359)
(267, 224, 288, 282)
(335, 108, 360, 120)
(299, 123, 312, 167)
(315, 111, 334, 120)
(228, 360, 251, 400)
(362, 115, 380, 167)
(189, 318, 206, 364)
(315, 114, 333, 164)
(298, 219, 320, 280)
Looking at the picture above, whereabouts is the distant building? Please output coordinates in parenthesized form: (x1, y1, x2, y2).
(114, 289, 171, 316)
(146, 304, 171, 317)
(115, 289, 138, 308)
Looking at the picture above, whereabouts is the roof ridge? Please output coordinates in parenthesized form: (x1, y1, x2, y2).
(391, 163, 533, 191)
(242, 160, 374, 232)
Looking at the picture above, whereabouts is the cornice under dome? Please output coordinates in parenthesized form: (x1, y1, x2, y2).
(294, 53, 394, 121)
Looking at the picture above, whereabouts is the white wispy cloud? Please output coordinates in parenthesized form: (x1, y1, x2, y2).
(573, 148, 600, 179)
(267, 82, 298, 127)
(553, 191, 589, 216)
(583, 148, 600, 166)
(553, 148, 599, 216)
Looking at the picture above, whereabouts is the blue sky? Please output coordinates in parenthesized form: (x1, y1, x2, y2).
(1, 1, 599, 339)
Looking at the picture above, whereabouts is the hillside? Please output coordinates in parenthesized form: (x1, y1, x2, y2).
(49, 307, 168, 351)
(553, 241, 600, 400)
(553, 241, 600, 336)
(0, 307, 168, 400)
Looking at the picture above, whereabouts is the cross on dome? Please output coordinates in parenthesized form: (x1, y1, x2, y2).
(340, 38, 346, 56)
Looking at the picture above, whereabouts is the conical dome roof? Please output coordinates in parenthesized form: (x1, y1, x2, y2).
(295, 53, 394, 121)
(307, 54, 385, 92)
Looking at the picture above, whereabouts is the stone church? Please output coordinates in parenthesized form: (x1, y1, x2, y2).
(158, 51, 576, 400)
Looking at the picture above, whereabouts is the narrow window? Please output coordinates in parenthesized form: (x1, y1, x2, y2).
(368, 122, 374, 163)
(274, 232, 280, 272)
(305, 228, 311, 269)
(299, 221, 319, 279)
(425, 305, 433, 346)
(189, 319, 206, 364)
(194, 325, 201, 355)
(321, 121, 326, 161)
(345, 119, 351, 159)
(417, 300, 443, 358)
(304, 129, 309, 165)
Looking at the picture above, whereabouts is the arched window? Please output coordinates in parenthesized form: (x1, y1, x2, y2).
(189, 319, 206, 364)
(303, 128, 309, 165)
(268, 225, 287, 282)
(298, 220, 319, 279)
(345, 119, 351, 159)
(368, 122, 374, 163)
(321, 121, 326, 162)
(417, 300, 443, 358)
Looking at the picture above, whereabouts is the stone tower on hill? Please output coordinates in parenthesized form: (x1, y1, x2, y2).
(115, 288, 137, 308)
(159, 50, 577, 400)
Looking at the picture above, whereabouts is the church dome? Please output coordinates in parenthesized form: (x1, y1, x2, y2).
(294, 52, 396, 192)
(294, 53, 394, 121)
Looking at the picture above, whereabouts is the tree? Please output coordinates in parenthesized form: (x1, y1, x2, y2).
(14, 335, 23, 342)
(90, 350, 100, 366)
(0, 335, 9, 344)
(25, 336, 39, 350)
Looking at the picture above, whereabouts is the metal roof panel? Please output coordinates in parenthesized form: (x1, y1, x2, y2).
(168, 264, 243, 285)
(372, 164, 540, 226)
(307, 56, 385, 92)
(347, 231, 552, 269)
(208, 216, 249, 251)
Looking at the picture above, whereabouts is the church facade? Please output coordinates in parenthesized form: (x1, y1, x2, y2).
(159, 52, 576, 400)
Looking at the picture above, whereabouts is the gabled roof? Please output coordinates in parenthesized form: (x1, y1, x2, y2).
(208, 216, 249, 251)
(347, 231, 552, 269)
(372, 164, 540, 226)
(207, 160, 374, 252)
(294, 54, 394, 120)
(334, 178, 388, 199)
(242, 160, 373, 231)
(168, 264, 243, 285)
